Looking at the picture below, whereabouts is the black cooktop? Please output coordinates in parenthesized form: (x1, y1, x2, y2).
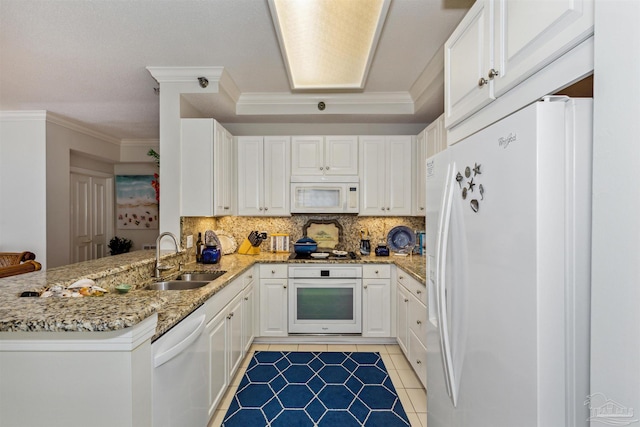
(288, 251, 361, 261)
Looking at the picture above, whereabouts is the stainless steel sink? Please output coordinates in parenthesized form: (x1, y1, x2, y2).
(145, 281, 211, 291)
(177, 271, 227, 281)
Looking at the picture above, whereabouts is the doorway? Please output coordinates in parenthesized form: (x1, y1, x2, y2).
(70, 171, 113, 263)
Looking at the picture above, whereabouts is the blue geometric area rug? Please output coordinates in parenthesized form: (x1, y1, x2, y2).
(222, 351, 410, 427)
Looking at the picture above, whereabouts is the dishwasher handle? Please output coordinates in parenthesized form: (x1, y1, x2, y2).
(153, 314, 206, 368)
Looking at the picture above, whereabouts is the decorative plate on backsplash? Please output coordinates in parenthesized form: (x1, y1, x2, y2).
(303, 219, 343, 250)
(214, 230, 237, 254)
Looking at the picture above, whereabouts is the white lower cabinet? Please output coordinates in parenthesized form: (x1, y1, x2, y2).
(396, 283, 410, 355)
(362, 265, 391, 338)
(242, 270, 256, 353)
(396, 267, 427, 388)
(259, 264, 288, 337)
(203, 275, 248, 419)
(408, 329, 427, 387)
(206, 307, 229, 417)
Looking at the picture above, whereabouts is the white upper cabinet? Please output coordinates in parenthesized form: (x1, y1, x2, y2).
(414, 128, 427, 216)
(492, 0, 594, 98)
(181, 119, 235, 217)
(359, 135, 413, 216)
(237, 136, 291, 216)
(445, 0, 494, 129)
(291, 135, 358, 176)
(414, 114, 446, 216)
(445, 0, 593, 129)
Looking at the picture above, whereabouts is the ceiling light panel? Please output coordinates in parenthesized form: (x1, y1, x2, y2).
(269, 0, 390, 90)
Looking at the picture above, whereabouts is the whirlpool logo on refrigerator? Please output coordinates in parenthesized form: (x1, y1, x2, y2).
(498, 132, 517, 149)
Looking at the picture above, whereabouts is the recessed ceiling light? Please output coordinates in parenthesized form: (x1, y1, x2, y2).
(269, 0, 390, 90)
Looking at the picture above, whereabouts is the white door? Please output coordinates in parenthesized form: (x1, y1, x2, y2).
(444, 0, 494, 128)
(386, 136, 413, 215)
(324, 136, 358, 175)
(206, 309, 228, 418)
(91, 177, 109, 259)
(242, 282, 256, 353)
(227, 293, 244, 378)
(414, 128, 427, 215)
(291, 136, 324, 176)
(70, 172, 112, 263)
(237, 136, 264, 216)
(492, 0, 594, 97)
(359, 136, 387, 215)
(259, 279, 288, 337)
(71, 173, 92, 262)
(396, 284, 409, 355)
(263, 136, 291, 216)
(362, 279, 391, 337)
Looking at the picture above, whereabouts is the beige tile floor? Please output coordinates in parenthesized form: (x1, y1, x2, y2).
(208, 343, 427, 427)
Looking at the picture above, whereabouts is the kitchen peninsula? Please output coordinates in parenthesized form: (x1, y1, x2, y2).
(0, 249, 425, 427)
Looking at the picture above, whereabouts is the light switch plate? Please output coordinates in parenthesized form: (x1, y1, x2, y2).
(186, 235, 193, 248)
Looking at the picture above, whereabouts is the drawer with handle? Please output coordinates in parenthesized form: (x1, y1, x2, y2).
(397, 269, 427, 306)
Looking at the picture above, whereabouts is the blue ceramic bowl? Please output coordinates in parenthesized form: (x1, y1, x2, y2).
(294, 237, 317, 254)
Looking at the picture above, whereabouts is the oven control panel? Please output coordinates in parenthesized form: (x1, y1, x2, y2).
(288, 265, 363, 279)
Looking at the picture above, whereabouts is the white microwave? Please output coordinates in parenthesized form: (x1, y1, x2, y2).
(290, 177, 359, 213)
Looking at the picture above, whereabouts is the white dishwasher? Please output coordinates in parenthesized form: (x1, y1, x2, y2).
(152, 304, 208, 427)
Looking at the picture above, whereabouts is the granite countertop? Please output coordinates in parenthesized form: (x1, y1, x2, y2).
(0, 250, 426, 340)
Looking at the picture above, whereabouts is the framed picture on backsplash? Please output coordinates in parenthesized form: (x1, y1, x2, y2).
(115, 175, 159, 230)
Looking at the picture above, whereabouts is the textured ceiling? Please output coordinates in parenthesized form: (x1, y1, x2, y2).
(0, 0, 471, 140)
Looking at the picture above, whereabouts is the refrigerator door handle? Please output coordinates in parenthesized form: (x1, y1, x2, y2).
(437, 162, 459, 407)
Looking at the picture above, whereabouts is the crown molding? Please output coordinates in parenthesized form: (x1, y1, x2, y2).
(0, 110, 48, 121)
(120, 139, 159, 147)
(45, 112, 120, 146)
(0, 110, 120, 145)
(236, 91, 414, 115)
(410, 44, 445, 112)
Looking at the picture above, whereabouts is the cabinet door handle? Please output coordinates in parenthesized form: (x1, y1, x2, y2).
(488, 68, 499, 79)
(283, 285, 287, 289)
(259, 207, 263, 211)
(244, 297, 249, 301)
(272, 270, 276, 274)
(404, 298, 409, 303)
(248, 275, 253, 279)
(320, 166, 324, 170)
(224, 206, 230, 210)
(264, 207, 269, 211)
(416, 290, 422, 295)
(364, 285, 368, 289)
(375, 270, 379, 274)
(420, 207, 424, 211)
(386, 207, 390, 210)
(325, 166, 330, 170)
(478, 77, 488, 87)
(416, 359, 422, 365)
(399, 276, 404, 280)
(416, 320, 422, 325)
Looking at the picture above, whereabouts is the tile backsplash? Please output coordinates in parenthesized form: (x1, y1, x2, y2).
(181, 215, 424, 256)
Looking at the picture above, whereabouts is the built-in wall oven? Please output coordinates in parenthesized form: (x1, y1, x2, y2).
(288, 264, 362, 334)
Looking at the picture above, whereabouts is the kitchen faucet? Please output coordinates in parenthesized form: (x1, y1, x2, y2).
(155, 232, 181, 278)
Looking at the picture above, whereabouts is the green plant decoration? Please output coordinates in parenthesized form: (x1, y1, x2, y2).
(108, 236, 133, 255)
(147, 149, 160, 167)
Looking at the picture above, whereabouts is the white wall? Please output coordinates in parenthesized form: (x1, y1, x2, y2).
(45, 120, 120, 267)
(590, 0, 640, 423)
(0, 112, 48, 266)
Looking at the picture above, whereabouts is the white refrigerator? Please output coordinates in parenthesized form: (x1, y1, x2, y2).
(425, 97, 592, 427)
